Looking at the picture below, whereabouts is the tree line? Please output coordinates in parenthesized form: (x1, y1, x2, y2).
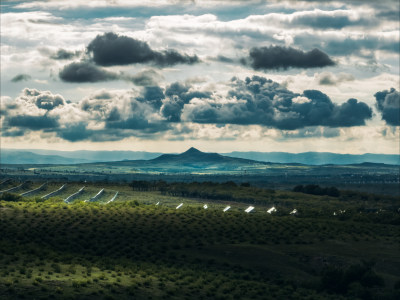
(293, 184, 340, 197)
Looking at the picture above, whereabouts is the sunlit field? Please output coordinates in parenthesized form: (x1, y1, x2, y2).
(1, 180, 399, 299)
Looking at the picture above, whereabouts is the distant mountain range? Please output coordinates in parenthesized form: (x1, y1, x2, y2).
(224, 151, 400, 165)
(1, 148, 399, 165)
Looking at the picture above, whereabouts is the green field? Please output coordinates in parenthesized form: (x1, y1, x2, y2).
(1, 180, 399, 299)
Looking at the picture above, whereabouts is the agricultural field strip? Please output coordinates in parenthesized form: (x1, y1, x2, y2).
(0, 183, 23, 194)
(64, 186, 85, 203)
(20, 182, 47, 196)
(41, 184, 66, 199)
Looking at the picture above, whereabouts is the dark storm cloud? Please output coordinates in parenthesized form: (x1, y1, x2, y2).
(59, 62, 119, 83)
(374, 88, 400, 126)
(59, 61, 161, 86)
(138, 86, 165, 109)
(55, 122, 92, 142)
(7, 115, 59, 130)
(183, 76, 372, 129)
(87, 32, 199, 67)
(1, 129, 26, 137)
(51, 49, 81, 60)
(11, 74, 31, 82)
(242, 46, 335, 70)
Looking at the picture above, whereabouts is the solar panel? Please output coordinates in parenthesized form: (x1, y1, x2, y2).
(106, 191, 118, 204)
(176, 203, 183, 209)
(245, 206, 255, 213)
(41, 184, 66, 199)
(20, 183, 47, 197)
(64, 186, 85, 203)
(87, 188, 104, 202)
(223, 206, 231, 212)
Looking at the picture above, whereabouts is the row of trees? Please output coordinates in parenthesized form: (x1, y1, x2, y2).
(129, 180, 270, 203)
(293, 184, 340, 197)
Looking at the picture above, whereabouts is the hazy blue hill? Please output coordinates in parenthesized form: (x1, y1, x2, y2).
(152, 147, 259, 164)
(22, 149, 163, 162)
(0, 150, 89, 164)
(108, 147, 267, 171)
(224, 151, 400, 165)
(1, 149, 163, 164)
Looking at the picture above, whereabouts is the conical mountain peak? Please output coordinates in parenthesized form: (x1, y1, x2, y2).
(183, 147, 202, 155)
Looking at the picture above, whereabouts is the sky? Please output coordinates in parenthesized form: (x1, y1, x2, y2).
(1, 0, 399, 154)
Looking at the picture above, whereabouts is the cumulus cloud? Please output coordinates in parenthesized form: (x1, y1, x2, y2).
(182, 76, 372, 129)
(161, 82, 211, 122)
(11, 74, 32, 82)
(87, 32, 199, 67)
(316, 72, 355, 85)
(7, 115, 59, 130)
(294, 33, 400, 57)
(242, 46, 335, 70)
(1, 88, 63, 136)
(59, 62, 161, 86)
(290, 9, 374, 29)
(59, 62, 119, 83)
(129, 69, 163, 86)
(50, 49, 81, 60)
(1, 88, 169, 142)
(0, 80, 376, 142)
(374, 88, 400, 126)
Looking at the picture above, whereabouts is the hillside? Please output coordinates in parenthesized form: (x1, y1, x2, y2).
(224, 151, 400, 165)
(108, 147, 268, 172)
(0, 150, 90, 165)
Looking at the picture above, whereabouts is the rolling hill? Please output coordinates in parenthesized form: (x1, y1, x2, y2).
(107, 147, 269, 172)
(0, 150, 90, 165)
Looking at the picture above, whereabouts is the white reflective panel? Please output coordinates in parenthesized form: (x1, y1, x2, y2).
(245, 206, 255, 213)
(203, 204, 208, 209)
(106, 191, 118, 204)
(290, 209, 297, 215)
(267, 206, 277, 214)
(223, 206, 231, 212)
(156, 202, 160, 205)
(88, 188, 104, 202)
(41, 184, 66, 199)
(64, 186, 85, 203)
(176, 203, 183, 209)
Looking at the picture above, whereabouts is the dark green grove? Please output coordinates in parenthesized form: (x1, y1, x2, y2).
(0, 181, 399, 299)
